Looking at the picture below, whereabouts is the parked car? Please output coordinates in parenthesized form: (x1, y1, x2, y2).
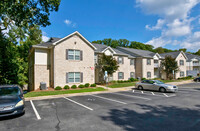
(136, 80, 178, 93)
(0, 85, 25, 117)
(194, 77, 200, 82)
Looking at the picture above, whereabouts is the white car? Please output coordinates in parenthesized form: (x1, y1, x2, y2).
(135, 80, 178, 93)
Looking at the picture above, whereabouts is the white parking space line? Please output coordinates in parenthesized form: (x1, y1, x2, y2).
(151, 92, 155, 95)
(90, 95, 127, 104)
(64, 97, 93, 111)
(131, 90, 170, 97)
(141, 91, 144, 94)
(111, 92, 151, 100)
(132, 90, 134, 93)
(167, 94, 176, 97)
(30, 100, 41, 120)
(163, 93, 169, 97)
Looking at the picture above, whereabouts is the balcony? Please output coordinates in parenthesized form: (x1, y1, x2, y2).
(193, 63, 200, 66)
(154, 63, 159, 68)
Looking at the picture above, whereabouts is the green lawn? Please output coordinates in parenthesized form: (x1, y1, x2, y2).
(160, 78, 193, 83)
(24, 87, 106, 98)
(107, 82, 136, 88)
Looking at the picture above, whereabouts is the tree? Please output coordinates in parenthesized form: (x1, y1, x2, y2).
(161, 56, 179, 80)
(154, 47, 165, 54)
(0, 0, 61, 33)
(179, 48, 187, 52)
(97, 54, 119, 81)
(195, 49, 200, 56)
(0, 0, 60, 86)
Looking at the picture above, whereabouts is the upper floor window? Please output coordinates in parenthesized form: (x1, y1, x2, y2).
(66, 49, 82, 60)
(180, 71, 184, 77)
(130, 59, 135, 65)
(180, 60, 184, 65)
(118, 57, 123, 64)
(147, 72, 151, 78)
(118, 72, 124, 79)
(147, 59, 151, 65)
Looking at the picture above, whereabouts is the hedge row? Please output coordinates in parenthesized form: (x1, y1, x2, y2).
(111, 78, 139, 83)
(54, 83, 96, 90)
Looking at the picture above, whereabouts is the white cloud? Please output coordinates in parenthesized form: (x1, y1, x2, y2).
(64, 19, 72, 25)
(42, 31, 50, 42)
(136, 0, 200, 51)
(181, 31, 200, 50)
(64, 19, 76, 27)
(146, 19, 165, 30)
(145, 37, 171, 48)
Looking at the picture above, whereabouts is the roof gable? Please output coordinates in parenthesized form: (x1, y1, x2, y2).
(53, 31, 96, 50)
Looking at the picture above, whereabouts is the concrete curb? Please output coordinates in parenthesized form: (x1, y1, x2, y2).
(25, 80, 194, 101)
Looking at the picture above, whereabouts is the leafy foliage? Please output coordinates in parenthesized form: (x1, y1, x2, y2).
(55, 86, 62, 90)
(97, 54, 119, 77)
(64, 85, 70, 90)
(161, 56, 179, 79)
(0, 1, 60, 87)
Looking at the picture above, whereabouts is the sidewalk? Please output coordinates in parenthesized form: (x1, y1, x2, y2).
(25, 79, 194, 101)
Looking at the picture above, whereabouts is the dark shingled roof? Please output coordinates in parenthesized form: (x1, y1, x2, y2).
(160, 51, 181, 58)
(36, 37, 61, 47)
(116, 47, 156, 58)
(92, 43, 108, 52)
(185, 52, 200, 60)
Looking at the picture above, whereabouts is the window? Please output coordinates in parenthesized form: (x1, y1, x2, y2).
(130, 72, 135, 78)
(147, 59, 151, 65)
(130, 59, 135, 65)
(147, 72, 151, 78)
(68, 50, 81, 60)
(118, 57, 123, 64)
(180, 60, 184, 65)
(118, 72, 124, 79)
(68, 72, 81, 83)
(94, 54, 97, 64)
(180, 71, 184, 77)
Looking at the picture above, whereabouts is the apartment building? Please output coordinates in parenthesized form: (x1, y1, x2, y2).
(29, 31, 193, 90)
(185, 53, 200, 76)
(160, 51, 187, 79)
(28, 31, 96, 91)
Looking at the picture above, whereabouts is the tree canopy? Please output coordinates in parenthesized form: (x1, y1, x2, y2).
(0, 0, 60, 87)
(161, 56, 179, 80)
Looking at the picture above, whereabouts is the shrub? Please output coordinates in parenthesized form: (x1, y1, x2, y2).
(78, 84, 85, 88)
(71, 85, 77, 89)
(110, 81, 117, 84)
(90, 84, 96, 87)
(85, 83, 90, 87)
(55, 86, 62, 90)
(64, 85, 70, 90)
(128, 80, 131, 82)
(142, 78, 146, 80)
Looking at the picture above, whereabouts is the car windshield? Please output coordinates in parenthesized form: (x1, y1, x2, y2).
(153, 80, 164, 84)
(0, 87, 20, 96)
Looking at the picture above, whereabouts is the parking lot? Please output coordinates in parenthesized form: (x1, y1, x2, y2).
(1, 83, 200, 131)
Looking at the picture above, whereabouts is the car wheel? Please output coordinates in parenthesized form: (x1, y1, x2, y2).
(197, 79, 200, 82)
(138, 85, 143, 90)
(159, 87, 166, 93)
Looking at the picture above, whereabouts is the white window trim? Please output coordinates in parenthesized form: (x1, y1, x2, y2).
(68, 72, 81, 83)
(68, 50, 80, 60)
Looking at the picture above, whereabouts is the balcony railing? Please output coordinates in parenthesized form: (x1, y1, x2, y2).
(193, 63, 200, 66)
(154, 63, 159, 68)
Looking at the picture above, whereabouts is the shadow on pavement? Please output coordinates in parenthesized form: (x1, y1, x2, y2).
(101, 104, 200, 131)
(0, 112, 25, 121)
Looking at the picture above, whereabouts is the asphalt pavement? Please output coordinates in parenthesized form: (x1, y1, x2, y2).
(0, 82, 200, 131)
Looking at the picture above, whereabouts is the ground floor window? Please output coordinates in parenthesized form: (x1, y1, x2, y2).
(147, 72, 151, 78)
(68, 72, 81, 83)
(180, 71, 184, 77)
(118, 72, 124, 79)
(130, 72, 135, 78)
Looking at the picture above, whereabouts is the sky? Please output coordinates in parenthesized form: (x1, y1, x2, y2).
(41, 0, 200, 52)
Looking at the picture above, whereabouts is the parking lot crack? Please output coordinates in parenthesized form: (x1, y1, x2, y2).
(53, 102, 61, 131)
